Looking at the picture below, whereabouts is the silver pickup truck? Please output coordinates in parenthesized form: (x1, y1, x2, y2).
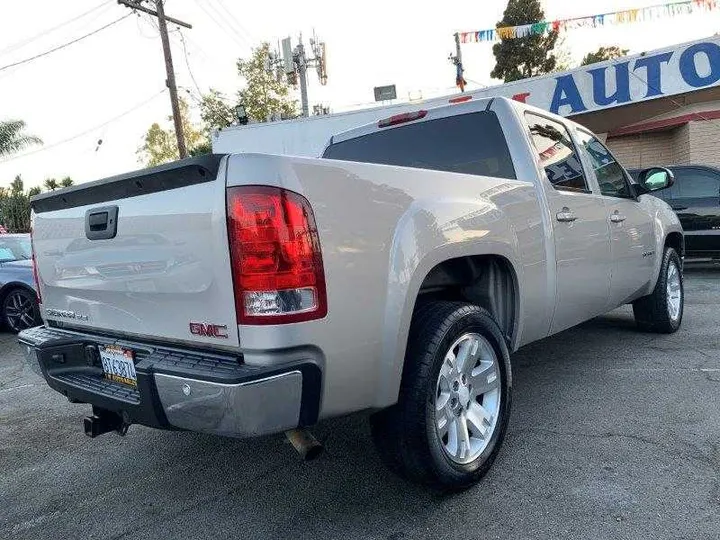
(20, 97, 683, 489)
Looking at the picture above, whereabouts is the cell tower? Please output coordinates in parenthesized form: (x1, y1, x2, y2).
(271, 32, 328, 117)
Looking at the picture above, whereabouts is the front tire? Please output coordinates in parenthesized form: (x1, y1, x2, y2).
(632, 247, 683, 333)
(371, 301, 512, 490)
(2, 287, 41, 333)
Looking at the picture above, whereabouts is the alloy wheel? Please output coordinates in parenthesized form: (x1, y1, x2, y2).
(666, 261, 682, 322)
(434, 332, 502, 465)
(4, 290, 38, 332)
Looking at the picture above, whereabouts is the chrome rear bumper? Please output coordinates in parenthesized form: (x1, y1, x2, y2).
(154, 371, 302, 437)
(19, 325, 321, 439)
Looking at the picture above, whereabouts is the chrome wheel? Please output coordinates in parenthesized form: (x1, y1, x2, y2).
(4, 289, 38, 332)
(666, 261, 682, 322)
(434, 332, 501, 465)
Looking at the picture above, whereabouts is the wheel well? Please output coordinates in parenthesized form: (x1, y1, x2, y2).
(665, 232, 684, 259)
(416, 255, 517, 345)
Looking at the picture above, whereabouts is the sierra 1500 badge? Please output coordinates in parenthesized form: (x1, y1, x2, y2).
(189, 322, 228, 339)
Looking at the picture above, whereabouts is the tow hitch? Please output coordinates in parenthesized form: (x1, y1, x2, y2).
(83, 407, 130, 438)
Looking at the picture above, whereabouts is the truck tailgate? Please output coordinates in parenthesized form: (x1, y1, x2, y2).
(31, 155, 239, 348)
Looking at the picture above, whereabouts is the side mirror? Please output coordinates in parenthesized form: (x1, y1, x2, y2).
(638, 167, 674, 192)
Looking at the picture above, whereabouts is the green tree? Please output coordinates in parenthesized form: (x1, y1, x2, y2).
(237, 43, 297, 122)
(44, 178, 59, 191)
(0, 175, 32, 232)
(491, 0, 559, 83)
(60, 176, 74, 188)
(199, 89, 236, 131)
(581, 46, 629, 66)
(138, 98, 207, 166)
(28, 186, 42, 197)
(0, 120, 42, 157)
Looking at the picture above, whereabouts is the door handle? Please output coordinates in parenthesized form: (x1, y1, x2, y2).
(556, 207, 577, 223)
(610, 213, 626, 223)
(85, 206, 118, 240)
(670, 205, 688, 211)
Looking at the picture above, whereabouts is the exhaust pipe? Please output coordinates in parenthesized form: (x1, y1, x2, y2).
(285, 428, 323, 461)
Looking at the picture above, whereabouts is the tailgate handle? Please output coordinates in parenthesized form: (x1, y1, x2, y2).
(85, 206, 118, 240)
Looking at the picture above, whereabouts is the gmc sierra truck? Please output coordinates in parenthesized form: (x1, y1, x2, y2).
(20, 97, 684, 490)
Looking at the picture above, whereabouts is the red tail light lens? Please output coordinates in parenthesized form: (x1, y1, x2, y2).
(227, 186, 327, 325)
(30, 227, 42, 304)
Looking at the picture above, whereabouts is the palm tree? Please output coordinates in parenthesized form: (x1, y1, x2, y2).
(44, 178, 59, 191)
(0, 120, 42, 157)
(60, 176, 74, 188)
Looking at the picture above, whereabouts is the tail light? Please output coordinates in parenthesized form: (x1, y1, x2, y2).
(227, 186, 327, 325)
(378, 110, 427, 128)
(30, 227, 42, 304)
(449, 95, 472, 104)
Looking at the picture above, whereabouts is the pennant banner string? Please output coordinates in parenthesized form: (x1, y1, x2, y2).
(457, 0, 719, 43)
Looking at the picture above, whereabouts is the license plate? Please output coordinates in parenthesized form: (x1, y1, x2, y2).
(99, 345, 137, 387)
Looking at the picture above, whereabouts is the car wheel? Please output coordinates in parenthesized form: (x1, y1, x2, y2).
(370, 301, 512, 490)
(632, 247, 683, 333)
(2, 288, 40, 333)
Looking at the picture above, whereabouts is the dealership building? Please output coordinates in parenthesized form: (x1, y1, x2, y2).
(485, 35, 720, 170)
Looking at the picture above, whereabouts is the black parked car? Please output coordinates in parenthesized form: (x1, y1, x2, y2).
(629, 165, 720, 259)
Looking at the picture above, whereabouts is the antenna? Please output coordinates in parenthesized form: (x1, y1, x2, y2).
(267, 31, 329, 117)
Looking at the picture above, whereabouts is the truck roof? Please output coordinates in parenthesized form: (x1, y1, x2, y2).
(326, 96, 582, 149)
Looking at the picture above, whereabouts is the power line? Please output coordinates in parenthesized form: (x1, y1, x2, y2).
(0, 89, 167, 164)
(178, 30, 203, 95)
(0, 14, 132, 73)
(209, 0, 256, 44)
(194, 1, 249, 50)
(135, 12, 159, 39)
(0, 0, 113, 57)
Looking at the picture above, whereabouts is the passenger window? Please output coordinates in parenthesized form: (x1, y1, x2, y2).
(524, 113, 588, 192)
(676, 169, 720, 199)
(576, 131, 632, 198)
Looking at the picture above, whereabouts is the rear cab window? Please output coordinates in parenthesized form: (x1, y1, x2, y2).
(323, 111, 516, 179)
(523, 113, 588, 192)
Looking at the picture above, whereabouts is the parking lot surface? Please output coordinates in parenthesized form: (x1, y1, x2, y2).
(1, 268, 719, 540)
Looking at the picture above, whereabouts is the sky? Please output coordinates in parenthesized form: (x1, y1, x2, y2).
(1, 0, 720, 189)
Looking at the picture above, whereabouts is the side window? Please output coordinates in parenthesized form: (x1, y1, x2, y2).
(576, 130, 632, 198)
(675, 169, 720, 199)
(524, 113, 588, 192)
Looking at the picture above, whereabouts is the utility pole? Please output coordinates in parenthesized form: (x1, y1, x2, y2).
(296, 41, 309, 118)
(118, 0, 192, 158)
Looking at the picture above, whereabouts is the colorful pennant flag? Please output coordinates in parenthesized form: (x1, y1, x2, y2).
(458, 0, 719, 43)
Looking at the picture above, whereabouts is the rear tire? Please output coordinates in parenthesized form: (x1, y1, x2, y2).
(632, 247, 683, 333)
(370, 301, 512, 490)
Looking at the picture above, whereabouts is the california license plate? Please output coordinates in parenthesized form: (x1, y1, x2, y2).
(99, 345, 137, 387)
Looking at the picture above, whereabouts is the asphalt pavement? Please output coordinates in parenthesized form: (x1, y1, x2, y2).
(1, 267, 719, 540)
